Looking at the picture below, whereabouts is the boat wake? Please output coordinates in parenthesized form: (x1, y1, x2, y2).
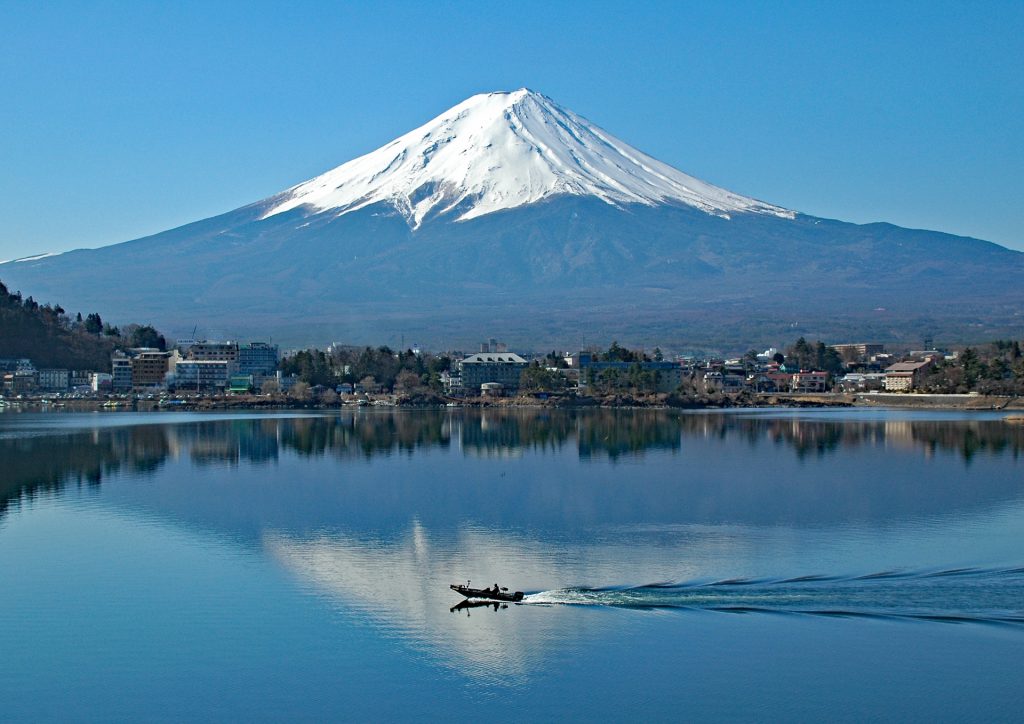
(522, 566, 1024, 626)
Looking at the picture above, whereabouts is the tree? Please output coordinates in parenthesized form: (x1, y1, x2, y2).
(288, 381, 311, 400)
(960, 347, 980, 387)
(814, 342, 844, 374)
(84, 313, 103, 334)
(395, 369, 421, 393)
(603, 341, 640, 363)
(281, 349, 336, 387)
(519, 362, 563, 392)
(787, 337, 815, 370)
(320, 388, 339, 406)
(127, 324, 166, 350)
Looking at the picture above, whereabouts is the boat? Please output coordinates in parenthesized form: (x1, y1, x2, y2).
(450, 582, 524, 602)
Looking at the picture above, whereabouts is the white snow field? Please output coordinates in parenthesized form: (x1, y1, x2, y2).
(261, 89, 794, 228)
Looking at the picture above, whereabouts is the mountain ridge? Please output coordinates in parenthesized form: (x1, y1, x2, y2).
(1, 90, 1021, 350)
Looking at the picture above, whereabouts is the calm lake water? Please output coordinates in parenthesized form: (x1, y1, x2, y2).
(1, 408, 1023, 721)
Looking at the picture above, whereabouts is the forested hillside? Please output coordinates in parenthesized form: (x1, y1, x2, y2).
(0, 279, 164, 371)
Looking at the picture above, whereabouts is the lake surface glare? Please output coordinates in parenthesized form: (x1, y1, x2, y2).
(1, 409, 1022, 721)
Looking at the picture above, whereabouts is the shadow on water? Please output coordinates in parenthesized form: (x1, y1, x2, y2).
(1, 409, 1022, 525)
(450, 599, 509, 615)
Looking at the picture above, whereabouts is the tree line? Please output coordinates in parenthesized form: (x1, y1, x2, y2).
(918, 341, 1024, 394)
(280, 345, 453, 393)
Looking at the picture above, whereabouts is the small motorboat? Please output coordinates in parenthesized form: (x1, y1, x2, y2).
(450, 582, 524, 603)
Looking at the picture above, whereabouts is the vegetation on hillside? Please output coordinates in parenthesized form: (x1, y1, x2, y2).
(0, 279, 166, 371)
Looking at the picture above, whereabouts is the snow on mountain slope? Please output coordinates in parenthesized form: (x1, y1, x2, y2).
(262, 89, 794, 228)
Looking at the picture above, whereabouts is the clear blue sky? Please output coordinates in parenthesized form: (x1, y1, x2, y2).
(1, 0, 1022, 260)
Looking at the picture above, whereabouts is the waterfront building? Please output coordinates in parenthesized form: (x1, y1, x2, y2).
(131, 350, 171, 389)
(572, 353, 684, 393)
(37, 368, 69, 391)
(237, 342, 279, 376)
(884, 360, 933, 392)
(837, 372, 886, 392)
(69, 370, 92, 388)
(791, 370, 830, 393)
(440, 370, 463, 395)
(2, 370, 38, 394)
(112, 354, 133, 391)
(173, 359, 230, 390)
(459, 352, 528, 393)
(189, 342, 239, 365)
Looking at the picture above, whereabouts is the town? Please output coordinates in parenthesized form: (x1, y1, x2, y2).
(3, 332, 1023, 409)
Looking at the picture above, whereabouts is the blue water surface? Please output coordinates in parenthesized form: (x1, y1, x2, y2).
(1, 409, 1022, 721)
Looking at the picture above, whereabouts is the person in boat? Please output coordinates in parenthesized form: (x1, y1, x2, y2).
(492, 583, 500, 595)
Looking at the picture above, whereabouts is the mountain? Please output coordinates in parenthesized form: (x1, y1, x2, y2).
(2, 89, 1022, 350)
(260, 88, 793, 226)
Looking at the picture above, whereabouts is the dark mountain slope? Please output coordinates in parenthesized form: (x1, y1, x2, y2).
(2, 195, 1021, 349)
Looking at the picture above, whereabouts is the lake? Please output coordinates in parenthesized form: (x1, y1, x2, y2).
(1, 408, 1022, 721)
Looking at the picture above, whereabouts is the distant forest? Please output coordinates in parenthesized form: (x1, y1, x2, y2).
(0, 279, 165, 371)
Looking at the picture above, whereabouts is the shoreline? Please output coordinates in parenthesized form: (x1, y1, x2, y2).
(2, 392, 1021, 414)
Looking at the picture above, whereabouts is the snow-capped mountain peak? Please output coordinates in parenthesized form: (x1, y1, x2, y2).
(261, 89, 793, 227)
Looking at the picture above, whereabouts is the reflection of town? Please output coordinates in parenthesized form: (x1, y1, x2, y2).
(2, 410, 1022, 518)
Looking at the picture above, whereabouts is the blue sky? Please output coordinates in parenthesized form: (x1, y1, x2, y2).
(1, 0, 1022, 260)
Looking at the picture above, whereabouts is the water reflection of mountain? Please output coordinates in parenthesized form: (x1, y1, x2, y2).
(1, 410, 1022, 525)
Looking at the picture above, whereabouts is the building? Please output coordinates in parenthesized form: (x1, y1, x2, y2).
(568, 352, 684, 393)
(2, 370, 37, 394)
(172, 359, 230, 390)
(884, 360, 933, 392)
(91, 373, 113, 392)
(459, 352, 528, 393)
(765, 372, 794, 392)
(830, 343, 885, 361)
(131, 350, 171, 389)
(69, 370, 92, 389)
(480, 382, 505, 396)
(791, 370, 830, 393)
(837, 372, 886, 392)
(479, 338, 508, 353)
(440, 370, 463, 395)
(37, 368, 70, 391)
(0, 358, 34, 373)
(228, 375, 254, 393)
(111, 354, 133, 391)
(702, 370, 723, 389)
(237, 342, 279, 377)
(189, 342, 239, 366)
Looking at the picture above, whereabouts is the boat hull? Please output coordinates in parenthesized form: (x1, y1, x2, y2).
(450, 584, 524, 602)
